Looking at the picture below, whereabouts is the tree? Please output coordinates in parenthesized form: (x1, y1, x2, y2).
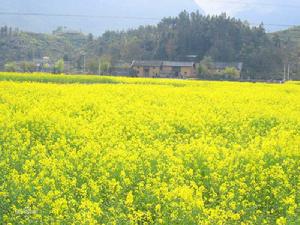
(197, 56, 214, 78)
(3, 26, 8, 36)
(63, 54, 69, 62)
(88, 33, 94, 42)
(54, 59, 64, 74)
(99, 55, 112, 75)
(4, 62, 18, 72)
(223, 67, 240, 79)
(20, 61, 36, 72)
(8, 27, 13, 37)
(86, 58, 100, 74)
(200, 56, 214, 69)
(52, 26, 65, 35)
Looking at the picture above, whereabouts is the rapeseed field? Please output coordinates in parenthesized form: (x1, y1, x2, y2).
(0, 74, 299, 224)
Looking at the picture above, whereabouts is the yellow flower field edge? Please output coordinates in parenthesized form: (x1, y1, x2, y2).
(2, 72, 297, 87)
(0, 78, 299, 224)
(0, 72, 198, 87)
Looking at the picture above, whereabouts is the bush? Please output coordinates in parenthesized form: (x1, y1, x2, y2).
(223, 67, 240, 79)
(4, 62, 18, 72)
(20, 61, 36, 72)
(54, 59, 64, 74)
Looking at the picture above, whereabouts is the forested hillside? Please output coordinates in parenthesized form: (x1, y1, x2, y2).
(92, 12, 286, 79)
(0, 12, 298, 80)
(0, 27, 90, 71)
(269, 26, 300, 78)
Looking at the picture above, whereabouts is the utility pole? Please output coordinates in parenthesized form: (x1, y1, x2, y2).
(98, 60, 101, 75)
(283, 64, 286, 81)
(80, 52, 86, 74)
(83, 54, 86, 74)
(287, 63, 290, 81)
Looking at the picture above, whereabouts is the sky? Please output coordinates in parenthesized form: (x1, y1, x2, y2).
(194, 0, 300, 31)
(194, 0, 271, 15)
(194, 0, 298, 15)
(0, 0, 300, 33)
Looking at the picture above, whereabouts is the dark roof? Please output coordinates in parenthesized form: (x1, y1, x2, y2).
(213, 62, 243, 71)
(132, 60, 162, 67)
(163, 61, 195, 67)
(132, 60, 196, 68)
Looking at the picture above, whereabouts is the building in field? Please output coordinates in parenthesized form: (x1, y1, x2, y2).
(161, 61, 196, 78)
(131, 60, 197, 78)
(131, 61, 162, 77)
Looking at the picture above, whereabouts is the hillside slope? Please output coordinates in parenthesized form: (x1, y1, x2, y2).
(270, 26, 300, 79)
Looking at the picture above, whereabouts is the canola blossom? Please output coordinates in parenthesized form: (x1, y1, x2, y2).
(0, 74, 299, 224)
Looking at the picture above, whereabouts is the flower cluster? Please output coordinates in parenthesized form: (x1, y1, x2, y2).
(0, 77, 299, 224)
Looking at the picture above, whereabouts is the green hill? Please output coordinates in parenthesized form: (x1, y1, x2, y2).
(0, 27, 89, 71)
(269, 26, 300, 80)
(271, 26, 300, 47)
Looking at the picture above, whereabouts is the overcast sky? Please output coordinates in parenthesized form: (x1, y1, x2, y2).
(194, 0, 300, 31)
(194, 0, 294, 15)
(1, 0, 300, 33)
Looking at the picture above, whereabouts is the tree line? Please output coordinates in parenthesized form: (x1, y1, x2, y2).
(91, 11, 287, 80)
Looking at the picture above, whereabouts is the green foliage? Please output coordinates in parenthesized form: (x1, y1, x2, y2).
(197, 57, 215, 79)
(0, 26, 88, 73)
(223, 67, 240, 79)
(200, 56, 214, 69)
(20, 61, 36, 72)
(269, 26, 300, 80)
(99, 56, 112, 75)
(54, 59, 64, 74)
(4, 62, 18, 72)
(92, 12, 286, 79)
(197, 64, 207, 78)
(86, 58, 100, 74)
(197, 58, 241, 80)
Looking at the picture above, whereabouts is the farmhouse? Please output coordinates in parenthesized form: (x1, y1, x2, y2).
(131, 61, 162, 77)
(161, 61, 196, 78)
(131, 60, 197, 78)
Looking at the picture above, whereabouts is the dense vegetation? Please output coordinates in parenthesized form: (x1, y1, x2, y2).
(94, 12, 286, 79)
(0, 12, 299, 79)
(0, 74, 299, 224)
(0, 26, 90, 73)
(270, 26, 300, 79)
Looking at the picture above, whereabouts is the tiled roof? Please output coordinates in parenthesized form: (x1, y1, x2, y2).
(163, 61, 195, 67)
(132, 60, 196, 68)
(131, 60, 162, 67)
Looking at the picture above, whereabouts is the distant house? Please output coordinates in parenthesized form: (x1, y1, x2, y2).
(110, 68, 133, 77)
(161, 61, 196, 78)
(131, 61, 162, 77)
(110, 61, 133, 76)
(131, 60, 197, 78)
